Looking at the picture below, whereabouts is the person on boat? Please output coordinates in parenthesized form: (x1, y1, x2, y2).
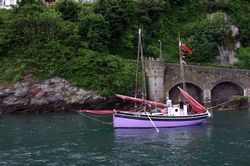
(166, 97, 173, 115)
(179, 99, 184, 115)
(187, 103, 192, 114)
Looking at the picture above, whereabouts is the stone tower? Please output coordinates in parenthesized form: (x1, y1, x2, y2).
(145, 58, 166, 102)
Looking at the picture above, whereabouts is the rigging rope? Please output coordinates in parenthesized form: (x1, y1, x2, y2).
(207, 99, 234, 110)
(77, 112, 113, 125)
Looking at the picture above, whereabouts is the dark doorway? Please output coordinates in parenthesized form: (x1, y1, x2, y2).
(211, 82, 243, 105)
(169, 83, 203, 104)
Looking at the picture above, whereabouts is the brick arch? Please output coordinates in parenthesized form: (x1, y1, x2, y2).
(211, 81, 244, 105)
(168, 82, 203, 104)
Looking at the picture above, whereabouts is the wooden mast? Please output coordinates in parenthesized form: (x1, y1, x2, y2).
(178, 33, 187, 92)
(135, 29, 147, 105)
(134, 29, 141, 107)
(140, 31, 147, 100)
(159, 40, 162, 59)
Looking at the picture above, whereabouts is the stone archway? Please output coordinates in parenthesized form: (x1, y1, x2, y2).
(168, 83, 203, 104)
(211, 81, 243, 105)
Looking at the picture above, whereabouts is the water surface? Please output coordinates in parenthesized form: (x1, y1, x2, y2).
(0, 110, 250, 166)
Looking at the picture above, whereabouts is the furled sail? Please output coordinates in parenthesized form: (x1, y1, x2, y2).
(115, 94, 166, 108)
(77, 110, 121, 115)
(178, 87, 206, 114)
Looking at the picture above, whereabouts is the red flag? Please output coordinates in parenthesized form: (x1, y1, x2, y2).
(179, 42, 192, 55)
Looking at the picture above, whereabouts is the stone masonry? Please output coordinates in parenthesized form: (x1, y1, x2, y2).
(145, 59, 250, 105)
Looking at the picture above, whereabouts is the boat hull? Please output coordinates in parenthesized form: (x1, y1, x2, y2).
(113, 112, 208, 128)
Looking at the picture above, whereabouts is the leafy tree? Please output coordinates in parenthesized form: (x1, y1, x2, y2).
(66, 51, 135, 96)
(199, 0, 230, 13)
(235, 47, 250, 69)
(226, 0, 250, 46)
(0, 10, 11, 56)
(79, 13, 110, 52)
(1, 0, 250, 95)
(94, 0, 135, 53)
(183, 12, 230, 63)
(17, 0, 43, 7)
(185, 36, 217, 63)
(54, 0, 82, 22)
(5, 3, 81, 54)
(136, 0, 170, 19)
(0, 2, 84, 81)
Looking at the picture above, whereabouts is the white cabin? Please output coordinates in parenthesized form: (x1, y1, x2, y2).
(168, 105, 188, 116)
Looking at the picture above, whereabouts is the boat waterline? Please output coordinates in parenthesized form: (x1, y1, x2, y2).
(113, 112, 208, 128)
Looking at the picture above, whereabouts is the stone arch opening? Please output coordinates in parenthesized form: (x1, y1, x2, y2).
(211, 81, 243, 105)
(168, 83, 203, 104)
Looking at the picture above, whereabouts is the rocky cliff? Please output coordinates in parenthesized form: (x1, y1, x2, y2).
(0, 74, 113, 114)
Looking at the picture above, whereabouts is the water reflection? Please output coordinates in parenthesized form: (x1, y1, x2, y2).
(1, 111, 250, 165)
(112, 123, 214, 166)
(114, 124, 213, 146)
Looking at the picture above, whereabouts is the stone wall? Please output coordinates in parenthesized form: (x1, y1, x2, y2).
(166, 64, 250, 104)
(145, 58, 166, 102)
(145, 61, 250, 105)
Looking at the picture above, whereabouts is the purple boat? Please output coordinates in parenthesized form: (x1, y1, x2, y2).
(111, 31, 213, 129)
(113, 111, 209, 128)
(113, 87, 211, 129)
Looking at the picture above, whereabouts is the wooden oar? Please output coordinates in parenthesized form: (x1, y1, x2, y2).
(143, 110, 159, 133)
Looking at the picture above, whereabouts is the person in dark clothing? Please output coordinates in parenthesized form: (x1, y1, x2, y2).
(179, 99, 184, 115)
(187, 104, 192, 114)
(179, 100, 184, 109)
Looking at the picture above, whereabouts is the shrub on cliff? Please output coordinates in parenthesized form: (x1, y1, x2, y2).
(78, 13, 110, 52)
(235, 47, 250, 69)
(54, 0, 81, 22)
(64, 50, 135, 96)
(182, 12, 230, 63)
(94, 0, 135, 54)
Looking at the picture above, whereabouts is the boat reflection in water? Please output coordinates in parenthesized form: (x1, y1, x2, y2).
(114, 124, 213, 146)
(113, 123, 214, 166)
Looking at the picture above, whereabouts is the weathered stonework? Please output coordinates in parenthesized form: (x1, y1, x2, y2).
(145, 58, 166, 102)
(203, 89, 211, 104)
(145, 61, 250, 105)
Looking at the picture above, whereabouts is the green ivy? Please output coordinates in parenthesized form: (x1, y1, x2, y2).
(0, 0, 249, 96)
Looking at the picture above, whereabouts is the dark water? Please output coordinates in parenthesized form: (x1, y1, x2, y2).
(0, 110, 250, 166)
